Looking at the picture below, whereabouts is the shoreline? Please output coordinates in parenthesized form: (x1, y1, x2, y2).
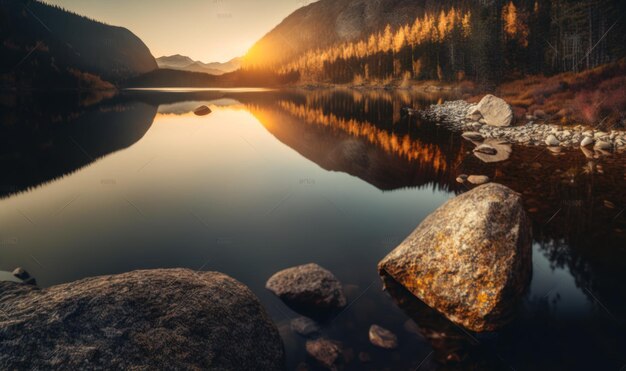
(421, 100, 626, 155)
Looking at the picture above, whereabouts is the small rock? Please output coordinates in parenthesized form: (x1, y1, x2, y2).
(604, 200, 615, 209)
(368, 325, 398, 349)
(462, 131, 484, 141)
(403, 319, 421, 336)
(358, 351, 371, 363)
(467, 175, 490, 185)
(193, 105, 212, 116)
(266, 263, 346, 317)
(580, 137, 594, 147)
(306, 339, 343, 369)
(534, 109, 547, 119)
(594, 141, 612, 151)
(12, 267, 30, 281)
(473, 144, 497, 155)
(291, 317, 321, 338)
(545, 134, 560, 146)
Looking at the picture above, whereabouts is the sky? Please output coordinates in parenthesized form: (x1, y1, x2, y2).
(43, 0, 312, 63)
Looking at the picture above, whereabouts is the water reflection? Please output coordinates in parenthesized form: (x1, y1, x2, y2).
(1, 88, 625, 369)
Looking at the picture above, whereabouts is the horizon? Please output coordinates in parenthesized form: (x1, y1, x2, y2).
(42, 0, 311, 63)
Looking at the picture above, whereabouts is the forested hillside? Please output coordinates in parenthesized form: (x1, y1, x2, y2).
(245, 0, 626, 85)
(0, 0, 157, 89)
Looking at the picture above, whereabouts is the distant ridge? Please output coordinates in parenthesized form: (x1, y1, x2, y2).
(156, 55, 242, 75)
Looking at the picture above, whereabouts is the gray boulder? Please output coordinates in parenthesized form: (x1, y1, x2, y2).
(471, 95, 513, 127)
(266, 263, 346, 317)
(0, 269, 285, 370)
(378, 184, 532, 332)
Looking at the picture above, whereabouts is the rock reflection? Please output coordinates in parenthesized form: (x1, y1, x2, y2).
(380, 274, 508, 370)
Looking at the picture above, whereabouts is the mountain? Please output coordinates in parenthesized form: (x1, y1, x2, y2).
(244, 0, 626, 85)
(0, 0, 157, 88)
(156, 55, 242, 75)
(244, 0, 437, 68)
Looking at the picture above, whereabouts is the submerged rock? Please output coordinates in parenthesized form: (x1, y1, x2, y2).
(378, 184, 532, 332)
(193, 105, 212, 116)
(471, 95, 513, 127)
(291, 317, 321, 338)
(368, 324, 399, 349)
(266, 263, 346, 317)
(306, 339, 343, 369)
(0, 269, 284, 370)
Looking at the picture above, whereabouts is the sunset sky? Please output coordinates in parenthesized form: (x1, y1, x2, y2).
(43, 0, 310, 62)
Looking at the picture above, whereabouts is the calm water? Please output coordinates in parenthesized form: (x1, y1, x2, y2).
(1, 89, 625, 370)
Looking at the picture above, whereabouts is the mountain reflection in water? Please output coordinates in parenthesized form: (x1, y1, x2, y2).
(1, 88, 625, 369)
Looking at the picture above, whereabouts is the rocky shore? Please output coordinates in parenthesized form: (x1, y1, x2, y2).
(421, 97, 626, 153)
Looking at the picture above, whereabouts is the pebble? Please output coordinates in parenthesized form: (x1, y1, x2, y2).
(368, 325, 399, 349)
(462, 131, 484, 141)
(594, 141, 612, 151)
(545, 135, 560, 147)
(467, 175, 490, 185)
(305, 339, 343, 369)
(291, 317, 321, 338)
(580, 137, 594, 147)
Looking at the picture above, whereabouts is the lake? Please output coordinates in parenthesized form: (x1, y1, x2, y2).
(1, 88, 625, 370)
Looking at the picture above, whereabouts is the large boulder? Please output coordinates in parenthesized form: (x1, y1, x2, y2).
(468, 95, 513, 127)
(378, 183, 532, 332)
(0, 269, 285, 370)
(266, 263, 346, 318)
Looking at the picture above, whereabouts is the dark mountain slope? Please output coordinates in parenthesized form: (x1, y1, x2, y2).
(0, 0, 157, 88)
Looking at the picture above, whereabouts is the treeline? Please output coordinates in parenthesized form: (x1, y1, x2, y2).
(255, 0, 626, 85)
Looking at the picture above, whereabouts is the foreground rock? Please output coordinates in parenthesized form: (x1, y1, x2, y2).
(368, 324, 399, 349)
(266, 263, 346, 317)
(468, 95, 513, 127)
(193, 105, 212, 116)
(306, 339, 343, 369)
(378, 184, 532, 332)
(0, 269, 284, 370)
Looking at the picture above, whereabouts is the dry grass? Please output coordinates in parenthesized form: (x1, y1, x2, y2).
(485, 60, 626, 129)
